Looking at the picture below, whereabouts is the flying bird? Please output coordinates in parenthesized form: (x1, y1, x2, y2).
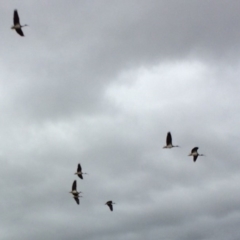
(11, 10, 28, 36)
(69, 180, 82, 197)
(74, 163, 88, 179)
(163, 132, 179, 148)
(105, 201, 115, 211)
(188, 147, 204, 162)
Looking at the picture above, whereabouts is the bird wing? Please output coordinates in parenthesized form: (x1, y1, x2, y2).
(166, 132, 172, 145)
(193, 155, 198, 162)
(77, 163, 82, 172)
(16, 28, 24, 36)
(13, 10, 20, 25)
(107, 203, 113, 211)
(72, 180, 77, 191)
(78, 174, 83, 179)
(74, 197, 79, 205)
(191, 147, 198, 153)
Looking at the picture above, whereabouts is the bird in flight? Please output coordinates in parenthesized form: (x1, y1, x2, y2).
(74, 163, 88, 179)
(69, 180, 82, 204)
(163, 132, 179, 148)
(105, 201, 115, 211)
(11, 10, 28, 36)
(69, 180, 81, 196)
(188, 147, 204, 162)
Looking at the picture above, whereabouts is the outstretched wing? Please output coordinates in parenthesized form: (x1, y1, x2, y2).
(16, 28, 24, 36)
(107, 203, 113, 211)
(106, 201, 113, 211)
(193, 155, 198, 162)
(72, 180, 77, 191)
(77, 163, 82, 172)
(74, 197, 79, 205)
(166, 132, 172, 145)
(78, 174, 83, 179)
(191, 147, 198, 153)
(14, 10, 20, 25)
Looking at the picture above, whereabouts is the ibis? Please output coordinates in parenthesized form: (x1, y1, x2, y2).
(69, 180, 82, 197)
(105, 201, 115, 211)
(11, 10, 28, 36)
(74, 163, 87, 179)
(163, 132, 179, 148)
(188, 147, 204, 162)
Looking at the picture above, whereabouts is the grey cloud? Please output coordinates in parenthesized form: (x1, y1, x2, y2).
(1, 1, 240, 240)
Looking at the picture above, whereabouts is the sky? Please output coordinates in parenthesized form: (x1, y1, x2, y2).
(1, 0, 240, 239)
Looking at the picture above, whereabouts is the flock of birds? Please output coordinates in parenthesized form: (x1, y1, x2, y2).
(68, 131, 204, 208)
(11, 10, 205, 210)
(11, 9, 117, 211)
(164, 132, 205, 162)
(69, 163, 116, 210)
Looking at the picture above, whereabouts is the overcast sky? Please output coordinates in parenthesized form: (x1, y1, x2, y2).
(1, 1, 240, 239)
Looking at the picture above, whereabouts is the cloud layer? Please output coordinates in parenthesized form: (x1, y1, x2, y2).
(1, 1, 240, 240)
